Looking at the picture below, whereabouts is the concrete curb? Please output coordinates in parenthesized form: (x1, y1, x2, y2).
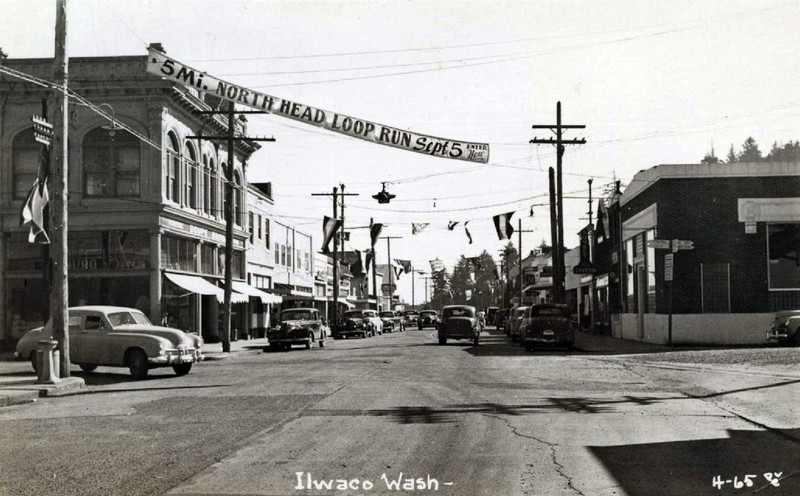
(203, 347, 266, 361)
(0, 390, 39, 407)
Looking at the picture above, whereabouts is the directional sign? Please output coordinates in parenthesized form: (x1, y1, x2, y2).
(664, 253, 674, 282)
(573, 266, 597, 275)
(675, 240, 694, 250)
(31, 115, 53, 146)
(381, 283, 397, 292)
(647, 239, 671, 250)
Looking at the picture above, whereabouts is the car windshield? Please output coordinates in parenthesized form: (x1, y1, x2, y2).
(403, 311, 417, 316)
(421, 311, 436, 316)
(344, 311, 364, 319)
(108, 311, 151, 327)
(443, 307, 474, 318)
(379, 312, 395, 318)
(363, 311, 377, 317)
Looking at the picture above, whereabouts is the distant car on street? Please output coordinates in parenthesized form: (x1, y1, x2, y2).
(417, 310, 439, 330)
(485, 306, 499, 326)
(268, 308, 327, 351)
(14, 306, 203, 379)
(403, 310, 419, 327)
(362, 310, 384, 335)
(508, 306, 529, 341)
(495, 309, 509, 332)
(379, 311, 404, 332)
(438, 305, 480, 346)
(767, 310, 800, 346)
(338, 309, 380, 338)
(519, 303, 575, 351)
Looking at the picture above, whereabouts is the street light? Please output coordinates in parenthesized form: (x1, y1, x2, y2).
(372, 182, 396, 204)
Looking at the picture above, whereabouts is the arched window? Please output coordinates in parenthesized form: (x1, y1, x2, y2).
(83, 127, 140, 197)
(233, 170, 243, 226)
(12, 129, 40, 199)
(184, 142, 197, 209)
(201, 154, 210, 215)
(209, 158, 218, 218)
(220, 162, 228, 221)
(165, 132, 180, 202)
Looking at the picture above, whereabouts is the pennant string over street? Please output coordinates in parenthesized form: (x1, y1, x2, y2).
(147, 48, 490, 163)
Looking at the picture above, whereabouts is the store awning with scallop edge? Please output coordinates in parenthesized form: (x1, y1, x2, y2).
(165, 272, 248, 303)
(231, 281, 283, 304)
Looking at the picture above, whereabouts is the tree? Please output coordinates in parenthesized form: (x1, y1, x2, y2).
(499, 242, 519, 307)
(766, 140, 800, 162)
(429, 269, 452, 309)
(725, 144, 737, 164)
(701, 152, 719, 164)
(738, 137, 762, 162)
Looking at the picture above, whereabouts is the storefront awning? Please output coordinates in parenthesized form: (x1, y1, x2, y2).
(231, 281, 283, 304)
(337, 298, 355, 309)
(164, 273, 248, 304)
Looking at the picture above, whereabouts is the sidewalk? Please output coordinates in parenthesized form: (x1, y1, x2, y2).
(0, 337, 271, 407)
(575, 331, 673, 354)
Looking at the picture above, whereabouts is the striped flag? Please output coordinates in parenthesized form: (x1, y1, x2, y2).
(493, 212, 515, 241)
(370, 223, 383, 246)
(321, 216, 342, 254)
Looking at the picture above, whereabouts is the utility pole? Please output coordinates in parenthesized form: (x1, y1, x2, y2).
(312, 185, 357, 327)
(411, 270, 426, 309)
(370, 218, 377, 310)
(381, 236, 402, 309)
(530, 102, 586, 303)
(548, 168, 560, 303)
(587, 178, 596, 335)
(189, 105, 275, 353)
(517, 219, 535, 306)
(50, 0, 70, 378)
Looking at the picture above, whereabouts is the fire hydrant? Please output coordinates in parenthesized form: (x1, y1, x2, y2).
(36, 340, 61, 384)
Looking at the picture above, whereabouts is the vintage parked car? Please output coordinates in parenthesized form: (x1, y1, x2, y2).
(767, 310, 800, 346)
(403, 310, 419, 327)
(14, 306, 203, 379)
(362, 309, 384, 335)
(417, 310, 439, 330)
(508, 306, 529, 341)
(379, 311, 404, 332)
(519, 303, 575, 351)
(267, 308, 327, 351)
(337, 310, 374, 338)
(438, 305, 480, 346)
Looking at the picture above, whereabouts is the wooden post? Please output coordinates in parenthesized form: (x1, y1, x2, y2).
(50, 0, 70, 378)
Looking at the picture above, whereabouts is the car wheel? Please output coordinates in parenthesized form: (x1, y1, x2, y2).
(306, 333, 313, 349)
(473, 337, 480, 346)
(30, 352, 38, 374)
(172, 363, 192, 376)
(439, 337, 446, 345)
(127, 349, 149, 380)
(79, 364, 98, 372)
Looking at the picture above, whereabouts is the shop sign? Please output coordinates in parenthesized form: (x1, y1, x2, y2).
(147, 48, 490, 164)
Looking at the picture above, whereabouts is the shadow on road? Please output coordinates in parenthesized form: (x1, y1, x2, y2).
(313, 378, 800, 425)
(590, 428, 800, 496)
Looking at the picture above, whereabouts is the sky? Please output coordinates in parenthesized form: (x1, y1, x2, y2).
(2, 0, 799, 303)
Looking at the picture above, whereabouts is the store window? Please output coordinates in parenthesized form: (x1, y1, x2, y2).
(249, 212, 255, 243)
(625, 238, 635, 312)
(209, 157, 218, 218)
(68, 230, 150, 271)
(200, 243, 217, 275)
(165, 132, 180, 202)
(232, 250, 244, 279)
(644, 229, 656, 313)
(624, 230, 657, 313)
(83, 127, 141, 197)
(12, 128, 40, 200)
(161, 235, 197, 272)
(768, 223, 800, 289)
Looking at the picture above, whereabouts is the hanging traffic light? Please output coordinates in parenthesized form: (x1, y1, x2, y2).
(372, 182, 396, 204)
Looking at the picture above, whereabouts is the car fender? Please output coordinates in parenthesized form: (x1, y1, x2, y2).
(108, 333, 173, 365)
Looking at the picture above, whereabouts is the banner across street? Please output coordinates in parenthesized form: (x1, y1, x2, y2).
(147, 48, 490, 164)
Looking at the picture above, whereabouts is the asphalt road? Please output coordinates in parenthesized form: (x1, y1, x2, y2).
(1, 327, 799, 496)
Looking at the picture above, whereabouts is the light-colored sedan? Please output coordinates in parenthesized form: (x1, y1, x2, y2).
(14, 306, 203, 379)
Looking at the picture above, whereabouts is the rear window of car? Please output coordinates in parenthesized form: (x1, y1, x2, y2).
(282, 310, 315, 321)
(421, 311, 436, 316)
(379, 312, 395, 318)
(443, 308, 474, 318)
(403, 311, 417, 315)
(530, 307, 568, 317)
(344, 311, 364, 318)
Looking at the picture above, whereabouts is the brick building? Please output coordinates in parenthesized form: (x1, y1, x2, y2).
(613, 162, 800, 344)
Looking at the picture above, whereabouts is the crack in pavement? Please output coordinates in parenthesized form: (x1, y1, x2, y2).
(483, 413, 588, 496)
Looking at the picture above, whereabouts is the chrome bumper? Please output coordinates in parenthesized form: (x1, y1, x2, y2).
(149, 350, 203, 365)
